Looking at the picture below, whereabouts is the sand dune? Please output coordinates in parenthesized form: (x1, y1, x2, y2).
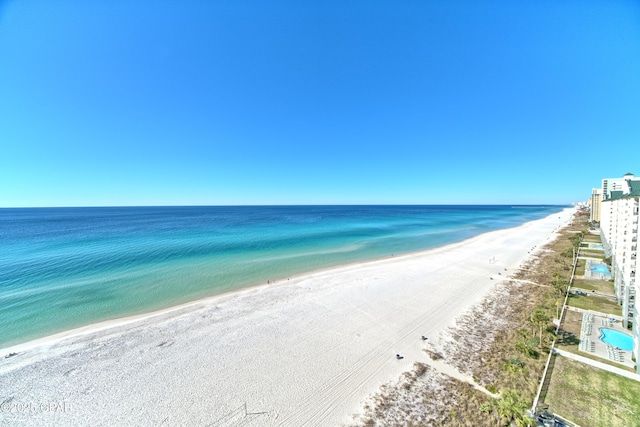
(0, 208, 575, 426)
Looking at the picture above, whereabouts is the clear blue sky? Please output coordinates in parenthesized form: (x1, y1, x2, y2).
(1, 0, 639, 207)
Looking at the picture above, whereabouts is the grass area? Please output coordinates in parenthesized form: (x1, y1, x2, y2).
(579, 250, 605, 259)
(566, 293, 621, 316)
(583, 235, 602, 243)
(544, 356, 640, 427)
(559, 347, 636, 373)
(575, 259, 586, 276)
(573, 279, 615, 295)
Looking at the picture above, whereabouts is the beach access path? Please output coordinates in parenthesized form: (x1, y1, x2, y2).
(0, 208, 575, 426)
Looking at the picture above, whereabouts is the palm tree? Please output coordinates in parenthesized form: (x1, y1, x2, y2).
(551, 277, 569, 297)
(496, 390, 529, 426)
(531, 309, 550, 346)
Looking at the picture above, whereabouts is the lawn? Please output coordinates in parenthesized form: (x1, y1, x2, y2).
(575, 259, 586, 276)
(544, 356, 640, 427)
(566, 294, 621, 316)
(579, 250, 605, 259)
(583, 234, 602, 243)
(572, 279, 615, 295)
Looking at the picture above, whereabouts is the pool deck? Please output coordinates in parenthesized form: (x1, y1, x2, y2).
(578, 309, 634, 370)
(583, 242, 604, 250)
(583, 258, 612, 280)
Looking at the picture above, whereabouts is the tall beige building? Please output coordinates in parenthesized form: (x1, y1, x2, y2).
(589, 188, 602, 222)
(600, 173, 640, 373)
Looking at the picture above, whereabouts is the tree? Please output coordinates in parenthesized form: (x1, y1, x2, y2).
(530, 309, 550, 346)
(515, 326, 536, 357)
(496, 390, 530, 426)
(551, 277, 569, 297)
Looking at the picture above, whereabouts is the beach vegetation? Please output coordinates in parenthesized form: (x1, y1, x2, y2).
(485, 384, 499, 394)
(513, 326, 540, 358)
(530, 308, 551, 346)
(569, 233, 583, 249)
(478, 401, 492, 414)
(495, 390, 531, 426)
(352, 362, 497, 427)
(551, 279, 569, 297)
(550, 272, 570, 296)
(352, 212, 595, 426)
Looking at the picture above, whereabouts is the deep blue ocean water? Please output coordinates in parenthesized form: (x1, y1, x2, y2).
(0, 205, 566, 348)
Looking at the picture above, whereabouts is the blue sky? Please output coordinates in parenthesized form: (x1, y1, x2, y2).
(1, 0, 639, 207)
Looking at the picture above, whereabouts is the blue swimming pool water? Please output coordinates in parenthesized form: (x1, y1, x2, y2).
(591, 264, 610, 274)
(600, 328, 633, 351)
(593, 244, 603, 250)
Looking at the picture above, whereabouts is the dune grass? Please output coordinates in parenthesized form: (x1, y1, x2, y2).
(352, 211, 601, 426)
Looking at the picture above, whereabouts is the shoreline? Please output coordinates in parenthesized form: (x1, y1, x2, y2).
(0, 208, 576, 426)
(0, 208, 569, 356)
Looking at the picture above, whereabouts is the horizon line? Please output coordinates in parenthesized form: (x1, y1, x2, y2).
(0, 203, 576, 209)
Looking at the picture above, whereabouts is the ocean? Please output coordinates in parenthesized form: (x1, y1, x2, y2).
(0, 205, 566, 348)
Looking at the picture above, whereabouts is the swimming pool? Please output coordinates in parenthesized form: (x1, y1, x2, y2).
(591, 264, 610, 274)
(600, 328, 634, 351)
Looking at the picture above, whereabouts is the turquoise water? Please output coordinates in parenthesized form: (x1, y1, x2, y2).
(0, 205, 565, 348)
(600, 328, 633, 351)
(591, 265, 610, 274)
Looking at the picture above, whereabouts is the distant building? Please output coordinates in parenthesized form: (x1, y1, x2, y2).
(602, 173, 635, 200)
(589, 188, 602, 223)
(600, 173, 640, 373)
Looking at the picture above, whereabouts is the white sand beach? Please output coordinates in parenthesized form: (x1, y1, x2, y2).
(0, 208, 575, 426)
